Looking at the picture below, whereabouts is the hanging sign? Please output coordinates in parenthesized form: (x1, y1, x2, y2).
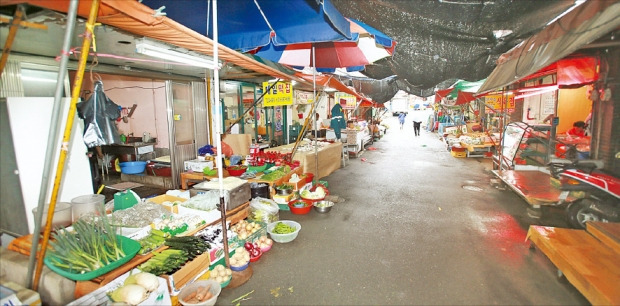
(335, 92, 356, 109)
(485, 94, 515, 110)
(295, 90, 314, 104)
(263, 81, 293, 106)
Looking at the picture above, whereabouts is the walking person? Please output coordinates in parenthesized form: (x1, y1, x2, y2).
(398, 112, 406, 130)
(413, 120, 422, 136)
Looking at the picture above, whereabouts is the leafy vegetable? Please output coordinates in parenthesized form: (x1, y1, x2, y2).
(47, 207, 126, 274)
(272, 222, 296, 234)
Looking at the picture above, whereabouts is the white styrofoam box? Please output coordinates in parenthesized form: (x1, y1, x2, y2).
(67, 269, 171, 305)
(183, 159, 214, 172)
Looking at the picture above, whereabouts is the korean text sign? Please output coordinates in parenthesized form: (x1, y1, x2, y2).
(263, 81, 293, 106)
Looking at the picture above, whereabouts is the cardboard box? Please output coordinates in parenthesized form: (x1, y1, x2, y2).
(184, 159, 214, 172)
(147, 194, 187, 214)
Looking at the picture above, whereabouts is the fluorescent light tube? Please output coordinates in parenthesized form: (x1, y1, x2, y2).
(135, 39, 218, 69)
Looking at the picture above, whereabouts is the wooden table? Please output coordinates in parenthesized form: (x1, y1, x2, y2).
(527, 223, 620, 305)
(266, 142, 343, 179)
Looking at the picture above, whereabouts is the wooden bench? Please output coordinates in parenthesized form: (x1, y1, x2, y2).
(527, 222, 620, 305)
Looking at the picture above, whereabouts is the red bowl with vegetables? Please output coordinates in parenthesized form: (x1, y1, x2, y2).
(227, 165, 247, 177)
(288, 199, 312, 215)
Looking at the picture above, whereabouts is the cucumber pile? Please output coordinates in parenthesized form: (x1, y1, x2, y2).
(138, 236, 211, 275)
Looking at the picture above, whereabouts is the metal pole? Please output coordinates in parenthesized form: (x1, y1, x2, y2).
(212, 0, 230, 268)
(312, 45, 318, 182)
(27, 0, 79, 289)
(32, 0, 101, 291)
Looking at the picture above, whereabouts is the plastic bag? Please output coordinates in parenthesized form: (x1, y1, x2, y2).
(77, 81, 121, 147)
(248, 197, 279, 224)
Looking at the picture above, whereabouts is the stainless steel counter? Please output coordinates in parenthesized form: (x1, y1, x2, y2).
(101, 141, 156, 160)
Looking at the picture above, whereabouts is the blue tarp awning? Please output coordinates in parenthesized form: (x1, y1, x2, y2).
(141, 0, 352, 52)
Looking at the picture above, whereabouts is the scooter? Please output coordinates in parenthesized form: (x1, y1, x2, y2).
(549, 159, 620, 229)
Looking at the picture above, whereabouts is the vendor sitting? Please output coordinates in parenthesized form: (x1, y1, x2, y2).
(309, 113, 326, 138)
(567, 121, 586, 137)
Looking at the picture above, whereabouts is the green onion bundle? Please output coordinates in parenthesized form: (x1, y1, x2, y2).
(47, 208, 125, 274)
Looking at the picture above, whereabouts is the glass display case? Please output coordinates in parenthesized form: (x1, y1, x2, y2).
(495, 122, 552, 169)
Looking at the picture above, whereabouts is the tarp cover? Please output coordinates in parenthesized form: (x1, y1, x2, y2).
(331, 0, 576, 100)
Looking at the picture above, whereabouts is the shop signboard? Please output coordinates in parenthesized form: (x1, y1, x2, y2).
(263, 81, 293, 106)
(295, 90, 314, 104)
(485, 94, 515, 110)
(335, 92, 357, 109)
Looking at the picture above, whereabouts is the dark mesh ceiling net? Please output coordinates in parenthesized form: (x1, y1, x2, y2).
(330, 0, 575, 103)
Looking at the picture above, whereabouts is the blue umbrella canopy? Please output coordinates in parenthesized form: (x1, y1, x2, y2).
(141, 0, 352, 52)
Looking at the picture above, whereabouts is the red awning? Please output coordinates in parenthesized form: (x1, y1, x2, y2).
(434, 88, 454, 103)
(517, 56, 599, 87)
(296, 73, 372, 104)
(556, 56, 599, 86)
(455, 91, 477, 105)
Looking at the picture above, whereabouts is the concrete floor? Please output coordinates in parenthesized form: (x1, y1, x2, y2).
(215, 114, 589, 305)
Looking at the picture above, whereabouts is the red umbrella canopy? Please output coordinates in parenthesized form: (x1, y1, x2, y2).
(251, 19, 396, 71)
(434, 88, 453, 103)
(455, 91, 477, 105)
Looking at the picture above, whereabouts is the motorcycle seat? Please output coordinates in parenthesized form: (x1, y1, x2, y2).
(574, 159, 604, 170)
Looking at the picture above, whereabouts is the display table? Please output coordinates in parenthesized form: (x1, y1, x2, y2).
(266, 141, 343, 180)
(180, 167, 303, 194)
(461, 142, 494, 157)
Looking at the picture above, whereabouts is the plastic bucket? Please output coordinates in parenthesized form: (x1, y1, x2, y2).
(32, 202, 72, 231)
(71, 194, 105, 222)
(250, 182, 270, 199)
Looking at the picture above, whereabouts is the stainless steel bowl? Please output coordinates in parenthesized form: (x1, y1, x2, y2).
(313, 200, 334, 213)
(275, 186, 293, 196)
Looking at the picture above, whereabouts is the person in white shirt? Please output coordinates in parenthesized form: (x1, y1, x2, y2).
(311, 113, 326, 138)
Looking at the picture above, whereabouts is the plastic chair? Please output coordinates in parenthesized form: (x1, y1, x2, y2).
(341, 142, 349, 167)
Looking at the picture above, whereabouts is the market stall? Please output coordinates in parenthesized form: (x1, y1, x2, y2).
(265, 140, 343, 180)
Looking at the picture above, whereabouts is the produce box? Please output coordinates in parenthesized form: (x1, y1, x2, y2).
(67, 269, 171, 306)
(184, 159, 214, 172)
(230, 221, 267, 247)
(162, 252, 211, 292)
(451, 151, 466, 158)
(147, 195, 186, 214)
(288, 176, 309, 190)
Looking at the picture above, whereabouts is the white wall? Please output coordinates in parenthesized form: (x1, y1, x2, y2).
(7, 97, 93, 233)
